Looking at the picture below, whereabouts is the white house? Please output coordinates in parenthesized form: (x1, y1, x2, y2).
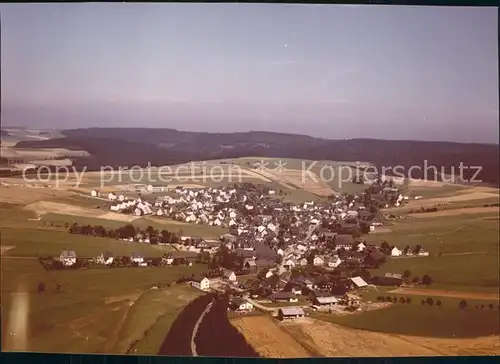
(391, 247, 403, 257)
(326, 256, 342, 268)
(97, 251, 114, 265)
(131, 253, 144, 264)
(231, 298, 254, 311)
(357, 242, 366, 252)
(60, 250, 77, 267)
(91, 189, 99, 197)
(223, 269, 237, 282)
(108, 192, 116, 201)
(191, 277, 210, 291)
(277, 248, 284, 256)
(313, 256, 324, 266)
(283, 259, 296, 268)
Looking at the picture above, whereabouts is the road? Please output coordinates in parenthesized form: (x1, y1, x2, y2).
(191, 300, 214, 356)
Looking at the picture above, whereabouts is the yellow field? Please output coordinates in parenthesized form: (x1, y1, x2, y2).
(230, 315, 312, 358)
(282, 318, 500, 357)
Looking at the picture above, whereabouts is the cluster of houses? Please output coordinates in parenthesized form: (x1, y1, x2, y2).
(56, 250, 191, 269)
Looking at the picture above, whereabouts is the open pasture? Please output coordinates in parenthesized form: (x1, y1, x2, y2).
(311, 294, 499, 339)
(368, 213, 499, 293)
(0, 227, 175, 258)
(38, 212, 228, 238)
(1, 257, 205, 353)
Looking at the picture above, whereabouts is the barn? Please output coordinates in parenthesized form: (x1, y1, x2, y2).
(277, 307, 305, 321)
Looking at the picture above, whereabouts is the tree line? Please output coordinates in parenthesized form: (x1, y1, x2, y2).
(68, 222, 180, 244)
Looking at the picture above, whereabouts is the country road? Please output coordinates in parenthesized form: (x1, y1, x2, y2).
(191, 300, 214, 356)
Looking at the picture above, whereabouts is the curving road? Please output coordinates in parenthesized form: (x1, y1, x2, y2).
(191, 300, 214, 356)
(158, 292, 259, 357)
(158, 294, 213, 356)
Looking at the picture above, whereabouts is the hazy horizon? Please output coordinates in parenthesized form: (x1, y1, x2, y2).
(1, 4, 498, 143)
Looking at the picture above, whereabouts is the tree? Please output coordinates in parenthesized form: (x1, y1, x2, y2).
(421, 299, 426, 305)
(412, 276, 419, 284)
(426, 297, 434, 306)
(37, 282, 46, 293)
(406, 297, 412, 304)
(488, 303, 494, 310)
(459, 300, 468, 309)
(381, 241, 390, 251)
(399, 297, 406, 303)
(403, 269, 411, 279)
(414, 244, 422, 254)
(392, 297, 398, 303)
(422, 274, 433, 286)
(436, 300, 442, 307)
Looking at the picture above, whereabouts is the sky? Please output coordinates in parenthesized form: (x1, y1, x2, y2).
(1, 4, 498, 143)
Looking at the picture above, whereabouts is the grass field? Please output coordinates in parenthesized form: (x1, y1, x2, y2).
(39, 212, 228, 238)
(312, 296, 499, 338)
(112, 285, 204, 354)
(367, 213, 499, 293)
(407, 184, 469, 199)
(1, 257, 206, 353)
(1, 228, 175, 257)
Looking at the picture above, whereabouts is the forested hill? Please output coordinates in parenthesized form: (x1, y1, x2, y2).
(14, 127, 499, 186)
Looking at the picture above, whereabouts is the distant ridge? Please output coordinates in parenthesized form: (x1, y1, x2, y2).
(12, 127, 499, 186)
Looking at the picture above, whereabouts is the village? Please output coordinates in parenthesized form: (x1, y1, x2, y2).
(42, 178, 435, 322)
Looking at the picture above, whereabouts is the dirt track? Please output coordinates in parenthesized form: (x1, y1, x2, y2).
(407, 206, 499, 218)
(282, 318, 500, 357)
(388, 288, 500, 301)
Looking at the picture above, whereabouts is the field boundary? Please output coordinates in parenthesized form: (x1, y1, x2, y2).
(388, 288, 500, 301)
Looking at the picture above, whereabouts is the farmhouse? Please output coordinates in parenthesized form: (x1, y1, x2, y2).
(313, 295, 339, 307)
(191, 276, 210, 291)
(130, 252, 144, 264)
(278, 307, 305, 321)
(60, 250, 77, 267)
(391, 247, 403, 257)
(230, 298, 254, 312)
(97, 250, 114, 265)
(270, 292, 299, 303)
(223, 269, 237, 283)
(345, 293, 361, 308)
